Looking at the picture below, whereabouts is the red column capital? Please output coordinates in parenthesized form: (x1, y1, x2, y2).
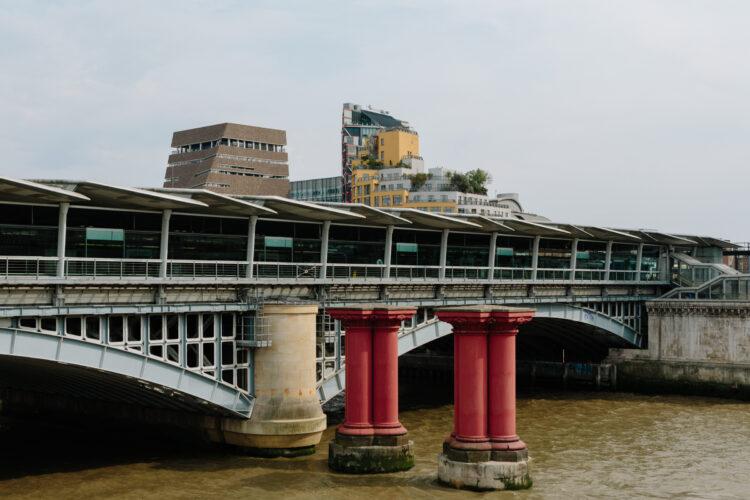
(326, 308, 374, 326)
(489, 310, 535, 334)
(371, 307, 417, 327)
(434, 310, 494, 334)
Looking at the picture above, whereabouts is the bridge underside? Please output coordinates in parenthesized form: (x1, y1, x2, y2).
(0, 356, 237, 419)
(519, 318, 635, 362)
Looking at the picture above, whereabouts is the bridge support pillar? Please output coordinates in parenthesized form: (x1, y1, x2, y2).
(215, 304, 326, 457)
(435, 306, 535, 491)
(327, 306, 416, 474)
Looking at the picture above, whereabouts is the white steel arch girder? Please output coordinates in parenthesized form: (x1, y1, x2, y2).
(531, 303, 642, 348)
(0, 327, 253, 418)
(317, 305, 641, 403)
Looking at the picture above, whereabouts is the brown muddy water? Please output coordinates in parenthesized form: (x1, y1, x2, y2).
(1, 390, 749, 499)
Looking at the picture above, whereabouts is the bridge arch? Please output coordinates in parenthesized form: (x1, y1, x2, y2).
(0, 327, 253, 417)
(317, 304, 643, 403)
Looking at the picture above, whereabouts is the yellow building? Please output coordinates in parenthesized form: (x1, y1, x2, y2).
(351, 169, 378, 205)
(404, 200, 458, 214)
(351, 169, 410, 208)
(375, 129, 419, 167)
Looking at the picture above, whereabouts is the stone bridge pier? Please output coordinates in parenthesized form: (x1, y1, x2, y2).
(327, 306, 417, 473)
(435, 305, 535, 491)
(210, 304, 327, 456)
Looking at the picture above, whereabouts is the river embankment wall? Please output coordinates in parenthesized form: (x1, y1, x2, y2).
(608, 301, 750, 399)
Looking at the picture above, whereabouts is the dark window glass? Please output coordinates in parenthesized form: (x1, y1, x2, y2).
(496, 236, 534, 268)
(538, 238, 572, 269)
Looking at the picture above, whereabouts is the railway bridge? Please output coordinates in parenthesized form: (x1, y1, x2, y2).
(0, 177, 740, 486)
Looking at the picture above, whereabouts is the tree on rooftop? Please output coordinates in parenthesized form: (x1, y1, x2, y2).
(408, 172, 432, 191)
(447, 169, 490, 195)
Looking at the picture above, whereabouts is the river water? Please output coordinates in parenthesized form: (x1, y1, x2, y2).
(1, 390, 749, 499)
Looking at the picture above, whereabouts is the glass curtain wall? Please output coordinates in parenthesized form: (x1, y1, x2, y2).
(446, 232, 490, 267)
(538, 238, 572, 279)
(495, 236, 534, 279)
(641, 245, 661, 281)
(610, 243, 638, 280)
(169, 215, 247, 261)
(66, 208, 161, 259)
(390, 229, 441, 266)
(0, 204, 58, 256)
(327, 225, 386, 264)
(575, 240, 607, 280)
(254, 220, 321, 263)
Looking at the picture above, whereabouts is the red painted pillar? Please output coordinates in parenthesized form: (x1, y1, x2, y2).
(327, 308, 374, 436)
(371, 308, 416, 435)
(487, 311, 534, 451)
(435, 309, 493, 451)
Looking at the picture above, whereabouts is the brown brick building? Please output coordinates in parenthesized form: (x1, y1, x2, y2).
(163, 123, 289, 196)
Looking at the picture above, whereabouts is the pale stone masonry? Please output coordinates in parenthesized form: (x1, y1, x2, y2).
(608, 301, 750, 398)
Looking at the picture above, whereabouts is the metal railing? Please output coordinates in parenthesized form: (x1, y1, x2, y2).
(0, 256, 671, 284)
(661, 274, 750, 300)
(0, 256, 58, 277)
(670, 252, 739, 287)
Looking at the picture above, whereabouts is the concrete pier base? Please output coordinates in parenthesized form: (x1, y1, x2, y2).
(437, 450, 531, 491)
(328, 432, 415, 473)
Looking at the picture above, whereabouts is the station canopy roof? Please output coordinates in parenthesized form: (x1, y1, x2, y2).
(0, 176, 90, 204)
(148, 188, 276, 217)
(234, 195, 366, 222)
(383, 208, 482, 230)
(0, 177, 733, 247)
(34, 180, 207, 211)
(318, 203, 411, 226)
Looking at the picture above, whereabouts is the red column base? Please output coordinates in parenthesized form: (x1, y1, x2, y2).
(444, 433, 491, 452)
(373, 422, 407, 436)
(337, 423, 375, 436)
(490, 435, 527, 451)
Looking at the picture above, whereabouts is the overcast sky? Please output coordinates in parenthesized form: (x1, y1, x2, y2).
(1, 1, 748, 241)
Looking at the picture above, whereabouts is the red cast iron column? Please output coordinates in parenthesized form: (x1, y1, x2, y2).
(327, 308, 374, 436)
(435, 309, 492, 451)
(371, 308, 416, 435)
(487, 310, 535, 451)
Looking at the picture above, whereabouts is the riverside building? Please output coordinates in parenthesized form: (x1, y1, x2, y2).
(164, 123, 289, 196)
(342, 103, 412, 202)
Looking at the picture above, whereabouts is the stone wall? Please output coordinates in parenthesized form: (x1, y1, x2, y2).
(608, 301, 750, 399)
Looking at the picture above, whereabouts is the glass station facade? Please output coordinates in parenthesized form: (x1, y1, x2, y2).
(0, 201, 677, 282)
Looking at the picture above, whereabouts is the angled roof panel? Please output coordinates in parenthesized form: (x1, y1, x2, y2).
(318, 202, 411, 225)
(0, 177, 90, 204)
(34, 180, 207, 210)
(148, 188, 276, 216)
(236, 195, 365, 222)
(383, 208, 483, 230)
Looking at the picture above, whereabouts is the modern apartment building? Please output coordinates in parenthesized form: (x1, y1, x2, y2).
(353, 166, 523, 218)
(164, 123, 289, 196)
(341, 103, 412, 201)
(288, 176, 343, 203)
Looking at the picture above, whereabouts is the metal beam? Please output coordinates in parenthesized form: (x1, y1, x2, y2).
(159, 209, 172, 279)
(56, 202, 70, 278)
(604, 240, 613, 281)
(320, 220, 331, 279)
(488, 231, 498, 281)
(531, 235, 541, 281)
(635, 242, 644, 283)
(246, 215, 258, 279)
(570, 238, 579, 282)
(384, 224, 394, 279)
(439, 228, 449, 280)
